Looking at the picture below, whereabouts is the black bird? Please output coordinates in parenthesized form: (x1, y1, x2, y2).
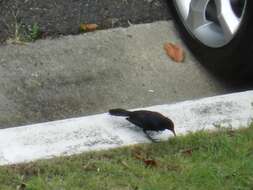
(109, 108, 176, 141)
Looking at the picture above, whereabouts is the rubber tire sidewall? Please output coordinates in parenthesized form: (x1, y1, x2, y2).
(168, 0, 253, 79)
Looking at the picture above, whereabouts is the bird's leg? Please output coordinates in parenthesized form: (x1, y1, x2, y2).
(143, 129, 158, 143)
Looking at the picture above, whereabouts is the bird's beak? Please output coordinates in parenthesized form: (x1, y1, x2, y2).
(172, 129, 176, 137)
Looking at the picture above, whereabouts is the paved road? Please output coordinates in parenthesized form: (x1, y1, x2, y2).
(0, 0, 171, 43)
(0, 21, 234, 128)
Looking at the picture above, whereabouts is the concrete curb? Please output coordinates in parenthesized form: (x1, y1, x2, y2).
(0, 91, 253, 165)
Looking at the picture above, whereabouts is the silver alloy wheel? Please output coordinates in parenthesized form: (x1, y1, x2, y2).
(173, 0, 247, 47)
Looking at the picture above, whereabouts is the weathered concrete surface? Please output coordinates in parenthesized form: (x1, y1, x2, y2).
(0, 21, 229, 128)
(0, 91, 252, 165)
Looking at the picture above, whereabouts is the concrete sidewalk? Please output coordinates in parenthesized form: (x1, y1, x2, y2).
(0, 91, 252, 165)
(0, 21, 229, 128)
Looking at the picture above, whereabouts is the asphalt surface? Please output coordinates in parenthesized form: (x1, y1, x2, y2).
(0, 21, 232, 128)
(0, 0, 171, 43)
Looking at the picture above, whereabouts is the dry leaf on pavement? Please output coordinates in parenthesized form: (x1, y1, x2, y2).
(80, 23, 98, 32)
(164, 42, 184, 62)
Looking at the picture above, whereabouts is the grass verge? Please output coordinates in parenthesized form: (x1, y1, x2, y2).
(1, 125, 253, 190)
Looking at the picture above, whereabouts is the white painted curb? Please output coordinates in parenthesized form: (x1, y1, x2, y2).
(0, 91, 253, 165)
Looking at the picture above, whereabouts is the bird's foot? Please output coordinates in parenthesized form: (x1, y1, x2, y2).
(144, 131, 159, 143)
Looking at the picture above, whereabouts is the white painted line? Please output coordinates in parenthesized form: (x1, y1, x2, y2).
(0, 91, 253, 165)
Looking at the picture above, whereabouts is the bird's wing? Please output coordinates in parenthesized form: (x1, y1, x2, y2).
(126, 117, 146, 129)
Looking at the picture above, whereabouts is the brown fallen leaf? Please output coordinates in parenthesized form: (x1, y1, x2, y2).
(80, 23, 98, 32)
(133, 153, 145, 161)
(164, 42, 184, 62)
(131, 147, 143, 156)
(132, 148, 145, 160)
(131, 147, 158, 167)
(181, 148, 193, 156)
(133, 153, 158, 167)
(143, 159, 158, 167)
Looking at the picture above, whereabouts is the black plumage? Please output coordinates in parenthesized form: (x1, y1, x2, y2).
(109, 108, 176, 140)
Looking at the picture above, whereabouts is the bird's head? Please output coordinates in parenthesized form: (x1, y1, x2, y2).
(165, 118, 176, 136)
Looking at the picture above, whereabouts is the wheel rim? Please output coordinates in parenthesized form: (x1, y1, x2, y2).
(173, 0, 247, 48)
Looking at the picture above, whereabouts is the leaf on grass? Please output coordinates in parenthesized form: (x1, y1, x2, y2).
(143, 159, 158, 167)
(132, 147, 143, 155)
(133, 153, 144, 161)
(132, 148, 145, 160)
(121, 160, 130, 168)
(131, 147, 158, 167)
(164, 42, 184, 62)
(80, 23, 98, 32)
(181, 148, 193, 156)
(83, 162, 97, 171)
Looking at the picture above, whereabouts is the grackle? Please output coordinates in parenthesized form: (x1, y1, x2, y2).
(109, 108, 176, 141)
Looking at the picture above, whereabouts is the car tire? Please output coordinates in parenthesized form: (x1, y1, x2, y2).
(168, 0, 253, 80)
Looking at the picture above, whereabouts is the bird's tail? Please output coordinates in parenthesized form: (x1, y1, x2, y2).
(109, 108, 131, 116)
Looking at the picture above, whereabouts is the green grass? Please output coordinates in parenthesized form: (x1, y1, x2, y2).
(1, 126, 253, 190)
(27, 23, 42, 41)
(7, 22, 42, 44)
